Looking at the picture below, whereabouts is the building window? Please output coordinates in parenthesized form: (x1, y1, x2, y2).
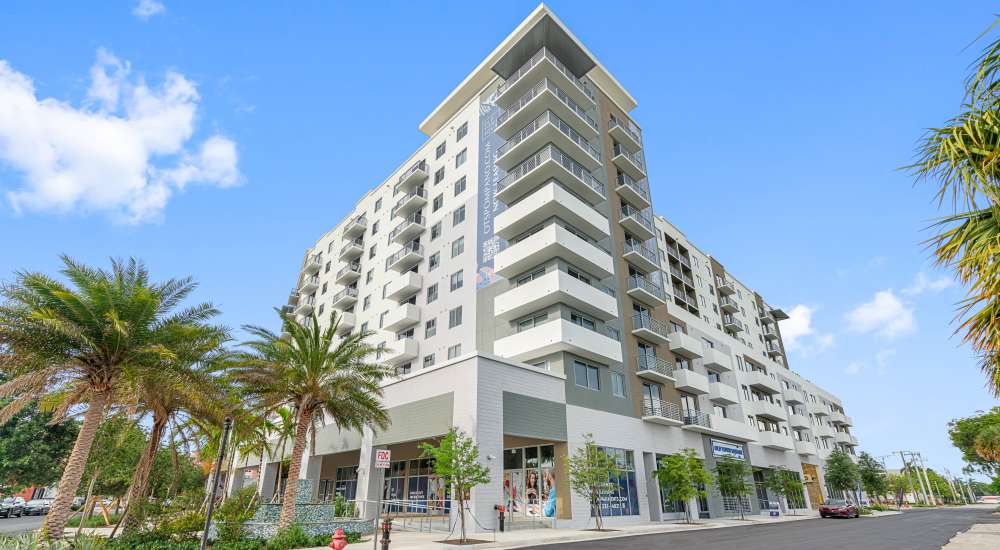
(447, 344, 461, 359)
(321, 282, 328, 294)
(455, 148, 466, 167)
(452, 206, 466, 226)
(367, 269, 374, 284)
(374, 198, 382, 212)
(382, 283, 389, 299)
(363, 296, 371, 311)
(433, 194, 443, 211)
(611, 371, 626, 398)
(451, 237, 464, 258)
(427, 283, 438, 303)
(379, 311, 387, 329)
(454, 176, 466, 196)
(456, 122, 468, 141)
(429, 252, 440, 271)
(431, 222, 442, 240)
(318, 304, 325, 315)
(369, 245, 377, 259)
(574, 361, 600, 391)
(450, 270, 463, 291)
(372, 220, 379, 235)
(325, 261, 331, 273)
(516, 313, 547, 332)
(423, 354, 435, 368)
(434, 167, 445, 184)
(425, 318, 436, 338)
(435, 142, 446, 159)
(360, 322, 368, 333)
(449, 306, 462, 328)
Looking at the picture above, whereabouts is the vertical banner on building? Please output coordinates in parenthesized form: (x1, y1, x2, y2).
(475, 89, 506, 289)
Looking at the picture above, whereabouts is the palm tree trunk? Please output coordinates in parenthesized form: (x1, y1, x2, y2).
(278, 407, 313, 528)
(120, 412, 169, 531)
(43, 390, 108, 540)
(76, 471, 100, 537)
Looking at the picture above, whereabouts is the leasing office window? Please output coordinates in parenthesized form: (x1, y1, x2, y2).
(574, 361, 600, 391)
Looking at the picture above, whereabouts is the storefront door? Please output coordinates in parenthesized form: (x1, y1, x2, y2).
(503, 445, 557, 519)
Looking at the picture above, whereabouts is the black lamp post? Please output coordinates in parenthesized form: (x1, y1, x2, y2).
(201, 417, 232, 550)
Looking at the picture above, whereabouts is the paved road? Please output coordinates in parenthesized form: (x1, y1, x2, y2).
(0, 514, 44, 536)
(521, 507, 1000, 550)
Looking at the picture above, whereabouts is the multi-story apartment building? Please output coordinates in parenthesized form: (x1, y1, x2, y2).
(228, 4, 859, 529)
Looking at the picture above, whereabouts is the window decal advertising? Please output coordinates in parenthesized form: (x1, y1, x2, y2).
(594, 447, 639, 517)
(503, 445, 557, 518)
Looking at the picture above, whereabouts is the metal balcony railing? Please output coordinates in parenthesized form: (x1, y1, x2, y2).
(683, 411, 712, 429)
(608, 116, 642, 145)
(632, 312, 670, 339)
(620, 204, 654, 232)
(623, 239, 657, 264)
(389, 212, 425, 241)
(627, 275, 666, 301)
(636, 354, 674, 378)
(336, 262, 361, 279)
(331, 287, 358, 303)
(386, 242, 424, 269)
(642, 398, 682, 422)
(613, 143, 645, 171)
(496, 47, 595, 104)
(495, 144, 605, 199)
(615, 172, 650, 202)
(497, 110, 601, 162)
(497, 78, 598, 133)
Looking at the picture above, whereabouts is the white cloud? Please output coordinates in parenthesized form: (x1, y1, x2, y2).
(844, 362, 862, 375)
(132, 0, 165, 20)
(902, 272, 954, 296)
(845, 290, 916, 339)
(779, 304, 834, 356)
(0, 50, 241, 223)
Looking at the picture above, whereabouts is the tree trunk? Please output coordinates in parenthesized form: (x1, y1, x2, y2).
(458, 495, 466, 542)
(120, 412, 169, 531)
(592, 492, 602, 530)
(43, 390, 108, 540)
(76, 472, 100, 537)
(278, 407, 313, 528)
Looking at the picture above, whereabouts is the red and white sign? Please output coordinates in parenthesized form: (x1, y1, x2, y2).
(375, 449, 391, 469)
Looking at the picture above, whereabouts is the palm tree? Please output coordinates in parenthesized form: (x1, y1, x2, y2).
(231, 310, 391, 528)
(118, 335, 229, 531)
(0, 256, 220, 538)
(908, 21, 1000, 396)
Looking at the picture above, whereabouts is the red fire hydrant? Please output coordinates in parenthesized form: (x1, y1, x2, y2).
(329, 528, 348, 550)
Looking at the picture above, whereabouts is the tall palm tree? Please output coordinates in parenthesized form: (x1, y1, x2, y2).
(909, 22, 1000, 396)
(118, 335, 230, 531)
(231, 310, 391, 528)
(0, 256, 220, 538)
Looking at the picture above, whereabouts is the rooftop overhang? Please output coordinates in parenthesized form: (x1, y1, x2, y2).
(418, 3, 638, 137)
(771, 308, 790, 321)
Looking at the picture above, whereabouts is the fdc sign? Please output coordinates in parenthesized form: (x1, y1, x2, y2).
(375, 449, 391, 469)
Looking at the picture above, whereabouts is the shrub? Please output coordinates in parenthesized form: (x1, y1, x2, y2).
(264, 524, 312, 550)
(211, 540, 266, 550)
(215, 487, 258, 542)
(333, 494, 356, 518)
(104, 531, 198, 550)
(157, 511, 205, 536)
(867, 503, 888, 512)
(66, 512, 123, 528)
(308, 531, 363, 546)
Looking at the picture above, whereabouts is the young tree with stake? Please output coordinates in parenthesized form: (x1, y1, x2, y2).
(567, 434, 619, 530)
(654, 449, 713, 523)
(419, 428, 491, 544)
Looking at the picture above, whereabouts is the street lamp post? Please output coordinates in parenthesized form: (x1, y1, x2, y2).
(201, 417, 233, 550)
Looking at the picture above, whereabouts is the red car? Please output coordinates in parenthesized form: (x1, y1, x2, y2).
(819, 499, 860, 518)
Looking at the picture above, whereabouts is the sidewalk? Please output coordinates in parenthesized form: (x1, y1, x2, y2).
(942, 523, 1000, 549)
(331, 512, 819, 550)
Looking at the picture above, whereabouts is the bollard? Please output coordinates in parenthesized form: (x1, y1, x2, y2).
(329, 528, 348, 550)
(380, 518, 392, 550)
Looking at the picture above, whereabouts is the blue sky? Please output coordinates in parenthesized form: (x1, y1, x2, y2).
(1, 1, 997, 479)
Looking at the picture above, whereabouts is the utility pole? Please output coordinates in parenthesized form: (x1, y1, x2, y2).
(916, 454, 938, 505)
(943, 468, 962, 504)
(897, 451, 920, 505)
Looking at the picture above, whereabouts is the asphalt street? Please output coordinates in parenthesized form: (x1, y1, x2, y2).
(0, 514, 44, 536)
(520, 507, 1000, 550)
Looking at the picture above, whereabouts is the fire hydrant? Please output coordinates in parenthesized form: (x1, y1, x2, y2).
(380, 518, 392, 550)
(328, 528, 348, 550)
(494, 504, 506, 532)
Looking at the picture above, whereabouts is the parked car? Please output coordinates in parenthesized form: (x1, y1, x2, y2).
(71, 496, 84, 511)
(23, 498, 52, 516)
(819, 498, 860, 518)
(0, 497, 26, 518)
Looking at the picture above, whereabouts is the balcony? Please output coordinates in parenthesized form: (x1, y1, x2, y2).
(494, 223, 613, 279)
(495, 269, 617, 321)
(762, 325, 780, 340)
(343, 216, 367, 238)
(335, 262, 361, 285)
(612, 143, 646, 180)
(383, 304, 420, 332)
(293, 295, 315, 317)
(336, 312, 355, 335)
(390, 213, 426, 244)
(807, 402, 830, 417)
(747, 399, 787, 421)
(614, 172, 651, 210)
(395, 160, 428, 194)
(391, 188, 427, 219)
(626, 275, 667, 306)
(635, 355, 675, 383)
(495, 47, 596, 115)
(834, 432, 859, 446)
(830, 412, 854, 426)
(794, 440, 818, 456)
(299, 275, 319, 294)
(765, 343, 783, 358)
(494, 180, 610, 242)
(619, 205, 656, 241)
(496, 110, 602, 172)
(756, 430, 795, 451)
(783, 388, 806, 405)
(632, 313, 671, 345)
(788, 413, 810, 429)
(682, 413, 755, 441)
(641, 398, 683, 426)
(303, 255, 322, 274)
(330, 287, 358, 310)
(717, 278, 736, 295)
(496, 144, 605, 207)
(708, 381, 739, 405)
(386, 242, 424, 272)
(702, 347, 732, 372)
(497, 78, 599, 141)
(339, 238, 364, 261)
(722, 315, 744, 333)
(673, 368, 710, 395)
(608, 117, 642, 152)
(385, 272, 422, 301)
(494, 318, 623, 365)
(669, 331, 704, 359)
(746, 370, 782, 394)
(622, 239, 659, 272)
(379, 337, 419, 366)
(719, 295, 739, 314)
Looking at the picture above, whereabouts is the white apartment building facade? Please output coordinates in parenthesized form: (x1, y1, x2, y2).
(228, 4, 860, 530)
